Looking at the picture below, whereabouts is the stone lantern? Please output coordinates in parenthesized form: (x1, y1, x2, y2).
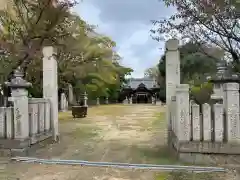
(208, 61, 239, 104)
(5, 67, 32, 140)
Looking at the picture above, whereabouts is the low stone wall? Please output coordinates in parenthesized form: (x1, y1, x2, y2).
(165, 39, 240, 159)
(0, 46, 59, 156)
(0, 98, 53, 156)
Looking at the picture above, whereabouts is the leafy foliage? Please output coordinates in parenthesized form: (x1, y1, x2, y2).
(144, 66, 161, 85)
(151, 0, 239, 70)
(158, 42, 219, 101)
(158, 42, 219, 84)
(0, 0, 133, 101)
(190, 82, 213, 105)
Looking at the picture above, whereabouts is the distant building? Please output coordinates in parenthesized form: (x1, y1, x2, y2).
(120, 78, 160, 103)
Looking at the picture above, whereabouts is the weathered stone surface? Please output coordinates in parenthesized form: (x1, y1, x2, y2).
(165, 39, 180, 139)
(192, 103, 200, 141)
(42, 46, 59, 141)
(223, 82, 240, 143)
(6, 68, 31, 140)
(28, 103, 38, 143)
(60, 93, 68, 112)
(68, 83, 73, 104)
(105, 97, 108, 104)
(44, 101, 51, 132)
(0, 107, 5, 138)
(39, 103, 45, 133)
(129, 95, 133, 104)
(202, 103, 211, 141)
(83, 92, 88, 106)
(175, 84, 190, 141)
(6, 107, 13, 139)
(214, 103, 224, 142)
(96, 97, 100, 105)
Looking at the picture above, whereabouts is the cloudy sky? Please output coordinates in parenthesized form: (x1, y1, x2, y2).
(74, 0, 174, 77)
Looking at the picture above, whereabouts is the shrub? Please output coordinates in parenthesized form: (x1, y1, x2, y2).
(190, 82, 213, 105)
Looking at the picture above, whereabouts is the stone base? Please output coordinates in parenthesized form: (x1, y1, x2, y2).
(171, 131, 240, 154)
(0, 132, 53, 157)
(169, 131, 240, 164)
(178, 152, 214, 164)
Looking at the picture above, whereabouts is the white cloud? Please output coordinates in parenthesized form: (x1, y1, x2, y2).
(74, 0, 171, 78)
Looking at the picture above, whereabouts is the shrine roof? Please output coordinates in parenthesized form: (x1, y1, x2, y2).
(123, 78, 159, 89)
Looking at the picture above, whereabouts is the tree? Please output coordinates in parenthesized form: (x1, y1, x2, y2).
(151, 0, 240, 71)
(0, 0, 133, 102)
(0, 0, 76, 78)
(159, 42, 219, 85)
(158, 41, 219, 101)
(144, 66, 161, 85)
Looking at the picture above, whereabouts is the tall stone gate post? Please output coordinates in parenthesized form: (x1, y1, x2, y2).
(42, 46, 59, 142)
(165, 39, 180, 146)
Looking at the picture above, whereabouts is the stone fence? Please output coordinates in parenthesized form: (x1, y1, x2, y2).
(166, 39, 240, 157)
(0, 46, 58, 156)
(169, 83, 240, 155)
(0, 98, 52, 148)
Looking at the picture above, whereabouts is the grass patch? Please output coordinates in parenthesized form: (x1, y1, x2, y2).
(58, 111, 73, 121)
(89, 104, 128, 116)
(152, 112, 166, 129)
(129, 145, 178, 165)
(69, 125, 99, 139)
(155, 172, 218, 180)
(155, 173, 169, 180)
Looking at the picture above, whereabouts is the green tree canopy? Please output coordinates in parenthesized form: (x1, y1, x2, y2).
(152, 0, 240, 71)
(158, 42, 220, 85)
(0, 0, 133, 101)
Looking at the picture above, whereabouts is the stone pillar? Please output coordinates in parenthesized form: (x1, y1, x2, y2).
(129, 95, 133, 104)
(211, 83, 224, 99)
(42, 46, 59, 141)
(214, 103, 224, 142)
(60, 93, 67, 112)
(5, 67, 32, 140)
(83, 91, 88, 106)
(154, 93, 157, 104)
(202, 103, 211, 141)
(223, 82, 240, 143)
(192, 103, 200, 141)
(68, 84, 73, 105)
(66, 100, 68, 110)
(151, 96, 155, 105)
(165, 39, 181, 143)
(96, 97, 100, 105)
(105, 97, 109, 104)
(123, 96, 128, 104)
(175, 84, 190, 141)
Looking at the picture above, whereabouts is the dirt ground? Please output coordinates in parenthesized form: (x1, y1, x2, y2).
(0, 104, 237, 180)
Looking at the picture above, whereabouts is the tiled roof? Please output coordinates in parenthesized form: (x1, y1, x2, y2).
(124, 78, 159, 89)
